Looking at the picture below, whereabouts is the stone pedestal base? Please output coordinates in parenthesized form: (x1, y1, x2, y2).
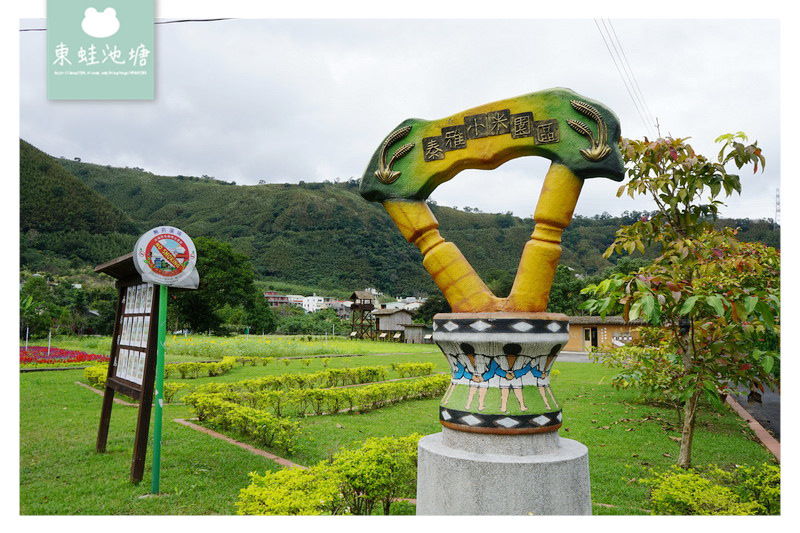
(416, 427, 591, 515)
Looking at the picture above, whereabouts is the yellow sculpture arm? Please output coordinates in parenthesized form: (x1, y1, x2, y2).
(384, 162, 582, 312)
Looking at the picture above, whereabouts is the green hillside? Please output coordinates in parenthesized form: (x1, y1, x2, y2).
(19, 139, 140, 271)
(21, 140, 780, 296)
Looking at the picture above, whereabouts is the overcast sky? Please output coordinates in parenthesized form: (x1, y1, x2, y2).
(17, 7, 785, 221)
(5, 3, 799, 522)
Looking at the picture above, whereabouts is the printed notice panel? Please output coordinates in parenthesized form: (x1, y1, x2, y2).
(47, 0, 154, 100)
(114, 282, 153, 385)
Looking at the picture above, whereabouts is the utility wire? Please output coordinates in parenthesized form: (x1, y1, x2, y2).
(20, 18, 236, 32)
(606, 19, 659, 137)
(594, 18, 655, 139)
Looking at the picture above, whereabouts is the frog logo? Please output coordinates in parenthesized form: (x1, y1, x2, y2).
(81, 7, 120, 38)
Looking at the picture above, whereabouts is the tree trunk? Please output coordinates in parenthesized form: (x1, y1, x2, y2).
(678, 390, 701, 468)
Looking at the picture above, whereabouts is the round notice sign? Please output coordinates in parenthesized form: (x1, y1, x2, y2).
(134, 226, 198, 287)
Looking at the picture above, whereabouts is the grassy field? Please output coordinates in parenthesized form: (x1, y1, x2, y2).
(19, 336, 777, 515)
(22, 334, 439, 364)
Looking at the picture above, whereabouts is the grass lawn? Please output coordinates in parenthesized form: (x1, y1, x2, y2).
(19, 337, 777, 515)
(21, 334, 440, 366)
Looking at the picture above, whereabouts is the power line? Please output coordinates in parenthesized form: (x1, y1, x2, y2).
(20, 18, 236, 32)
(606, 19, 659, 136)
(594, 19, 656, 139)
(595, 18, 654, 138)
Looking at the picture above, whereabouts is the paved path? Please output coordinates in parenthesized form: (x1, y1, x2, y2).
(734, 387, 780, 440)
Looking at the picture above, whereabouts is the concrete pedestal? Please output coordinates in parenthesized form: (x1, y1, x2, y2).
(416, 427, 591, 515)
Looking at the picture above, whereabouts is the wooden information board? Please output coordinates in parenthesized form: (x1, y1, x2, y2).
(94, 253, 160, 483)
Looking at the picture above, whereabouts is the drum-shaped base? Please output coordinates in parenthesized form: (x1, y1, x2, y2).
(434, 312, 569, 435)
(416, 428, 592, 515)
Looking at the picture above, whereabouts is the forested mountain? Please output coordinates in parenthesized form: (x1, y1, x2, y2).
(20, 139, 780, 297)
(20, 140, 140, 271)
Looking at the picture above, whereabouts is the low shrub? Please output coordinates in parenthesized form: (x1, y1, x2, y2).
(84, 364, 107, 388)
(163, 382, 189, 403)
(83, 364, 188, 404)
(191, 365, 391, 395)
(331, 434, 422, 515)
(236, 465, 346, 516)
(391, 362, 434, 378)
(173, 356, 237, 379)
(186, 394, 300, 453)
(236, 434, 422, 515)
(641, 463, 780, 515)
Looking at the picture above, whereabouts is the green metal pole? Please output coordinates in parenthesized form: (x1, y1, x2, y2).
(151, 284, 168, 494)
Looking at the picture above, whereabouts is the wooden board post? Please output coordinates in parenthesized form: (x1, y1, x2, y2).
(94, 255, 160, 484)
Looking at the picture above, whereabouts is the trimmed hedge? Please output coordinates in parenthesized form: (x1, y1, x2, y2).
(641, 463, 780, 515)
(185, 374, 450, 418)
(187, 394, 301, 453)
(391, 362, 435, 378)
(83, 364, 191, 403)
(163, 356, 237, 379)
(236, 434, 422, 515)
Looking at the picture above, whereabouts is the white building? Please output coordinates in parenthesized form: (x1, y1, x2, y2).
(302, 295, 326, 313)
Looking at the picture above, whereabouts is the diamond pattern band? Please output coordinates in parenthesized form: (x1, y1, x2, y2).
(439, 407, 562, 433)
(433, 318, 568, 335)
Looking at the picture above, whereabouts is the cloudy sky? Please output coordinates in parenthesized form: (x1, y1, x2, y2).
(15, 2, 788, 222)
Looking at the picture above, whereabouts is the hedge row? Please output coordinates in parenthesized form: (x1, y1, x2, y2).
(186, 394, 301, 452)
(185, 374, 450, 418)
(391, 362, 435, 378)
(83, 364, 189, 402)
(163, 356, 237, 379)
(191, 362, 434, 396)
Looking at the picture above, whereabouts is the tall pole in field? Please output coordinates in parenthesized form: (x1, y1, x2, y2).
(133, 225, 199, 494)
(151, 284, 168, 494)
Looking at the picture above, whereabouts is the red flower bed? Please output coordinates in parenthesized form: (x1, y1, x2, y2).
(20, 346, 109, 365)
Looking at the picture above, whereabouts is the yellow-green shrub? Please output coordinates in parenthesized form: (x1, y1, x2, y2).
(174, 356, 237, 379)
(187, 374, 449, 418)
(84, 364, 107, 388)
(331, 434, 422, 515)
(641, 464, 780, 515)
(236, 464, 346, 516)
(236, 434, 422, 515)
(186, 394, 300, 452)
(391, 362, 434, 378)
(163, 382, 189, 403)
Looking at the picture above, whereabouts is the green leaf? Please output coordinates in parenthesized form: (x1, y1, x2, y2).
(755, 301, 775, 329)
(628, 299, 643, 322)
(641, 294, 655, 319)
(679, 295, 701, 315)
(706, 295, 725, 317)
(744, 296, 758, 314)
(761, 355, 774, 374)
(703, 383, 725, 410)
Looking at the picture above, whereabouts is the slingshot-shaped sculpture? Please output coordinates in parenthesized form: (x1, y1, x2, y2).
(360, 88, 624, 434)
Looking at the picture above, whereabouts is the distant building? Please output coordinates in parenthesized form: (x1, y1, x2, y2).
(403, 323, 432, 344)
(404, 302, 424, 312)
(373, 308, 414, 342)
(302, 294, 325, 313)
(563, 316, 643, 352)
(285, 294, 305, 307)
(364, 287, 383, 298)
(327, 300, 352, 319)
(264, 291, 290, 307)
